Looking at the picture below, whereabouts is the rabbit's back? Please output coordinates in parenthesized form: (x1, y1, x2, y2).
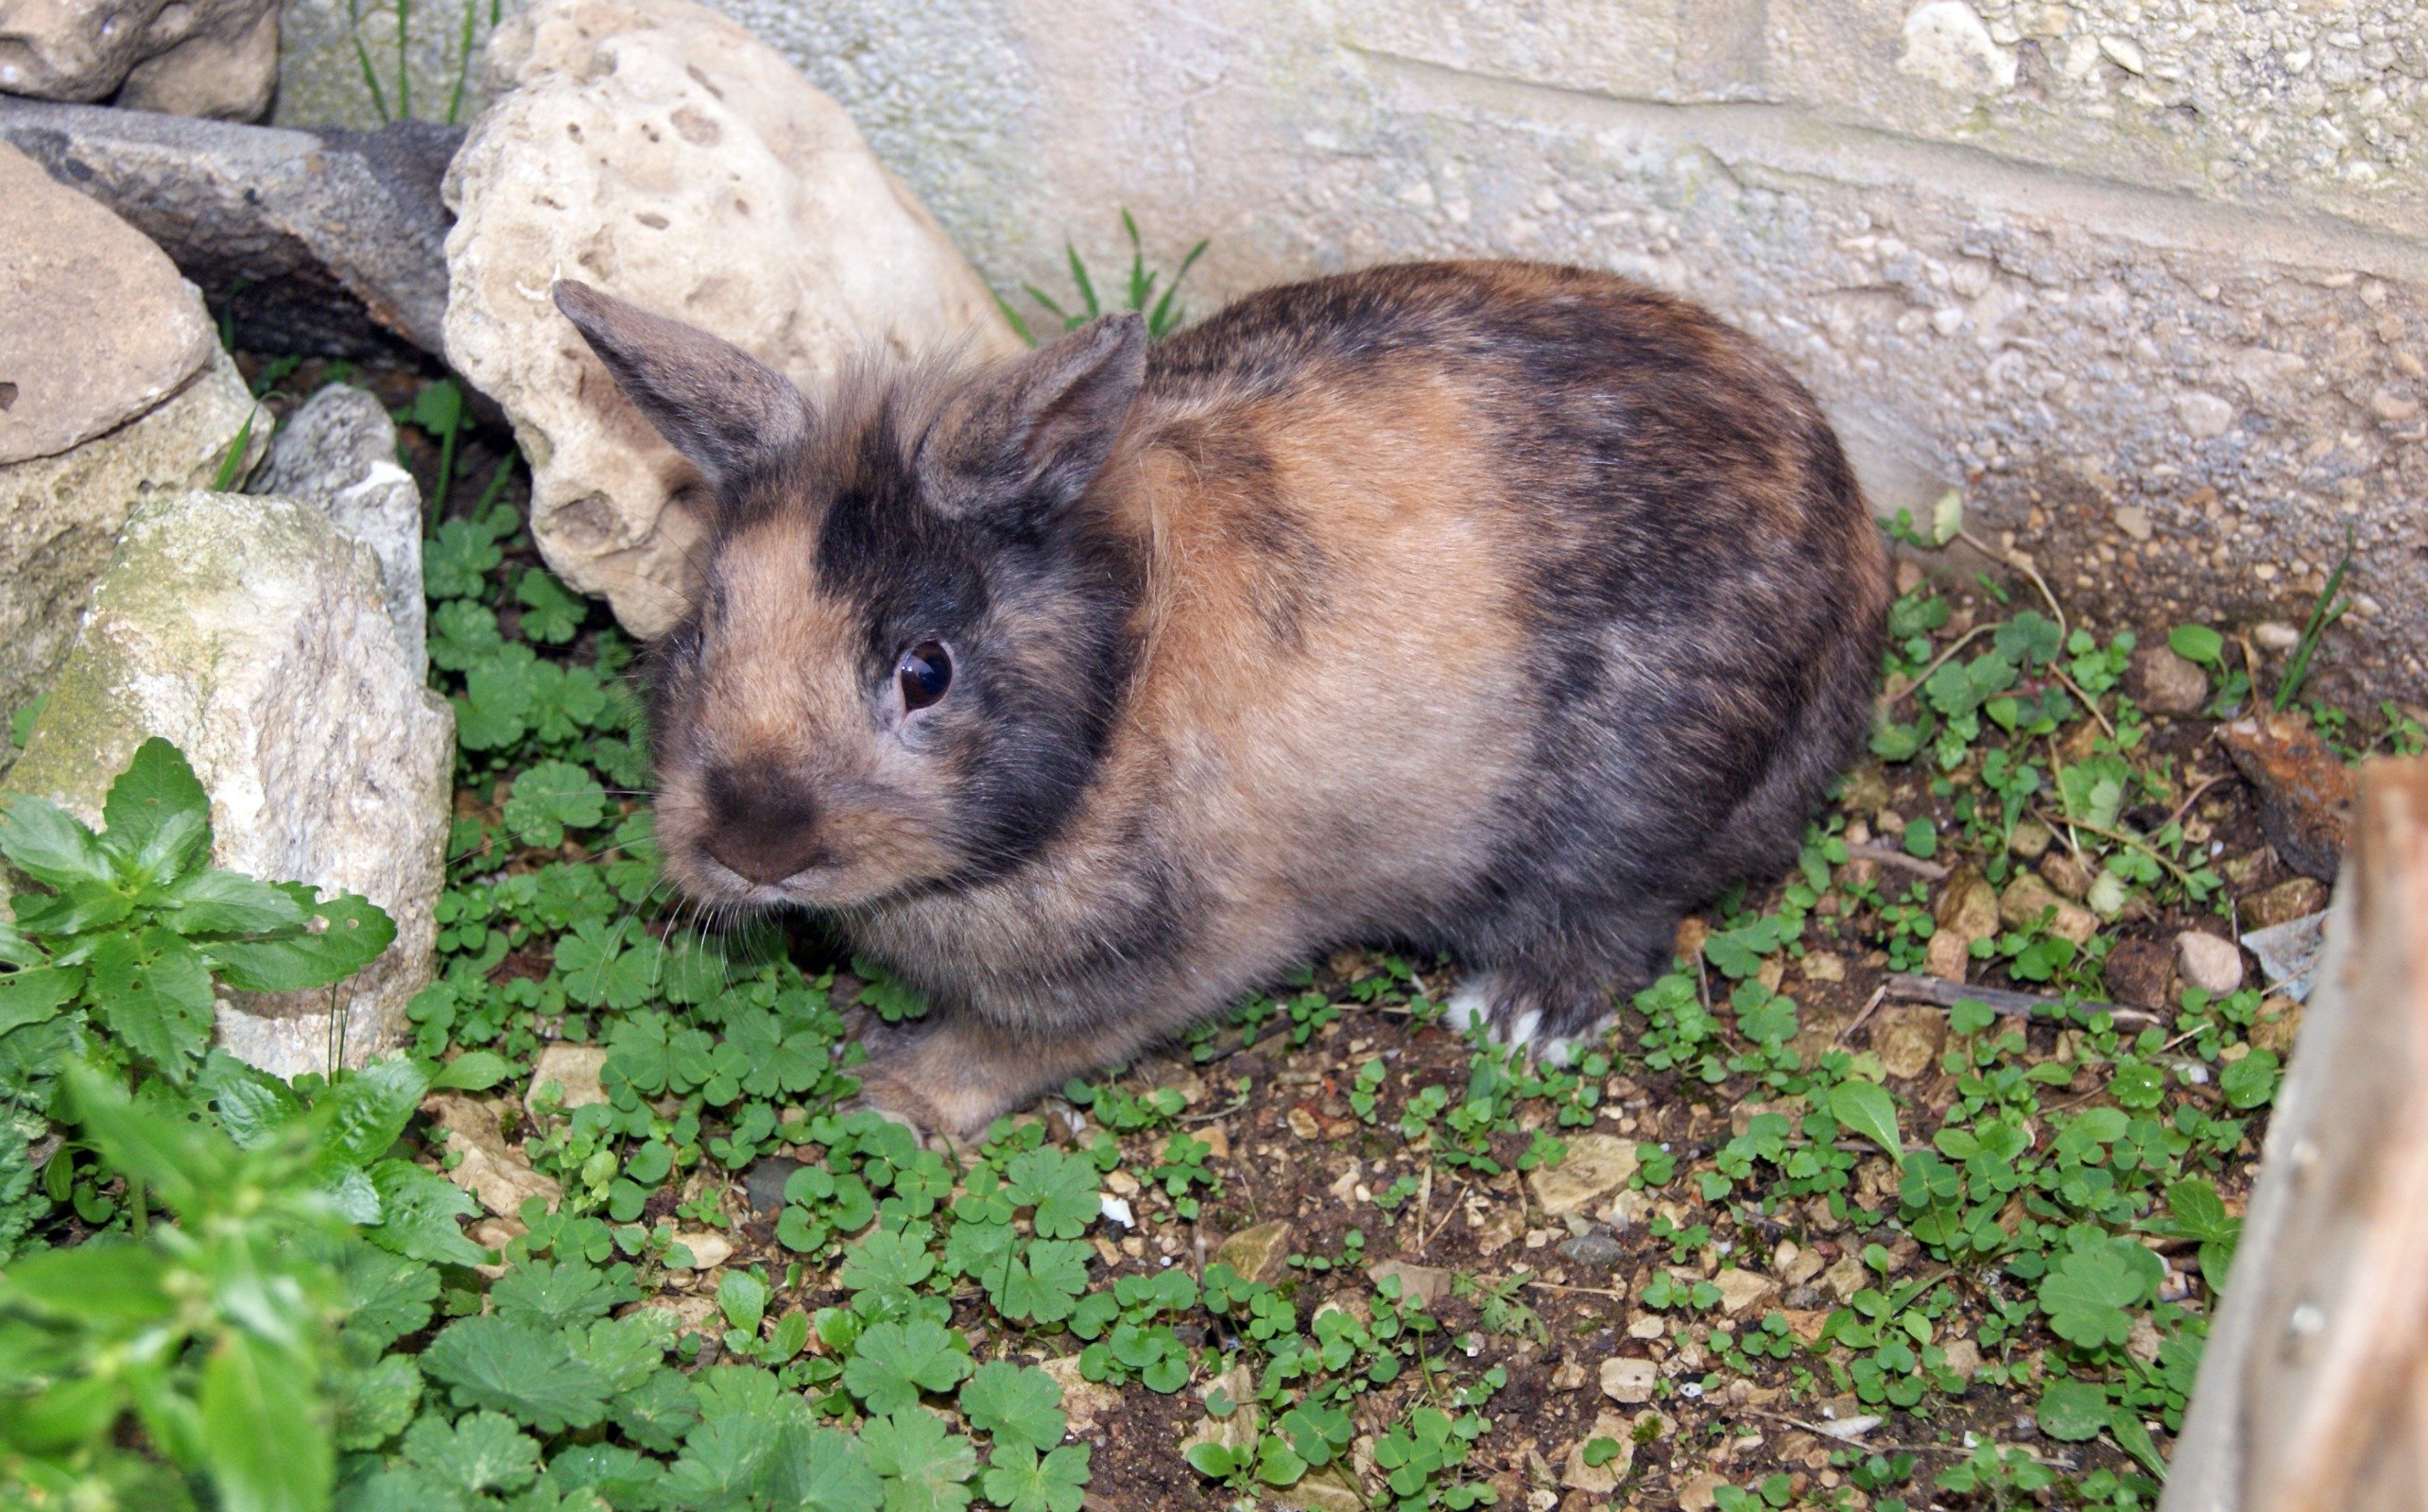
(864, 261, 1886, 1042)
(1125, 261, 1884, 890)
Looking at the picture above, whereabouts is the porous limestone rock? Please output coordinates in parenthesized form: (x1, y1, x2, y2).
(441, 0, 1022, 638)
(0, 142, 218, 463)
(5, 490, 452, 1077)
(0, 0, 281, 119)
(0, 344, 262, 730)
(0, 144, 266, 730)
(253, 384, 429, 673)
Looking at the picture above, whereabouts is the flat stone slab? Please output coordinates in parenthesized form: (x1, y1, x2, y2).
(0, 96, 459, 356)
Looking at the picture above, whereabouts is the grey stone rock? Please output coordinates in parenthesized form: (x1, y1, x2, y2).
(253, 384, 427, 672)
(440, 0, 1021, 637)
(0, 96, 458, 355)
(0, 339, 264, 738)
(4, 490, 451, 1076)
(742, 1156, 801, 1214)
(0, 0, 280, 120)
(2130, 644, 2212, 717)
(0, 141, 217, 464)
(1557, 1228, 1625, 1271)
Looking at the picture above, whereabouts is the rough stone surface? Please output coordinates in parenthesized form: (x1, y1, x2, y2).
(0, 343, 262, 736)
(0, 0, 280, 119)
(672, 1229, 732, 1269)
(2105, 937, 2178, 1010)
(2131, 644, 2212, 716)
(1599, 1356, 1658, 1405)
(2175, 929, 2248, 997)
(2001, 870, 2100, 944)
(0, 98, 460, 355)
(497, 0, 2428, 701)
(1527, 1132, 1641, 1216)
(2219, 711, 2359, 882)
(1212, 1219, 1294, 1283)
(253, 384, 429, 671)
(1712, 1266, 1782, 1315)
(1556, 1228, 1624, 1272)
(440, 0, 1022, 638)
(1560, 1411, 1635, 1492)
(1039, 1356, 1120, 1435)
(5, 490, 452, 1076)
(1368, 1257, 1452, 1307)
(525, 1041, 610, 1117)
(1870, 1005, 1948, 1080)
(423, 1093, 560, 1217)
(2247, 876, 2332, 931)
(1824, 1251, 1869, 1303)
(0, 142, 216, 464)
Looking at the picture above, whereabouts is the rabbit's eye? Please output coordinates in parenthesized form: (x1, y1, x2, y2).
(897, 642, 953, 711)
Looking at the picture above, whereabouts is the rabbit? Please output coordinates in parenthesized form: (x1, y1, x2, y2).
(552, 260, 1890, 1139)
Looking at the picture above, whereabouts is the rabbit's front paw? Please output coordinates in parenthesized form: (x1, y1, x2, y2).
(1445, 971, 1612, 1067)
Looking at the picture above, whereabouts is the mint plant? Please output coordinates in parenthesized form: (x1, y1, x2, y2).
(0, 739, 398, 1253)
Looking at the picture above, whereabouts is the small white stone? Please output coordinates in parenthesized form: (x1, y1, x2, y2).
(1897, 2, 2018, 94)
(1099, 1194, 1135, 1228)
(2175, 932, 2247, 997)
(674, 1230, 734, 1270)
(1600, 1356, 1659, 1404)
(2100, 35, 2147, 74)
(2176, 391, 2235, 438)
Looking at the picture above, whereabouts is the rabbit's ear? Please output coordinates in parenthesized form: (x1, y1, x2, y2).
(553, 280, 807, 490)
(923, 312, 1146, 519)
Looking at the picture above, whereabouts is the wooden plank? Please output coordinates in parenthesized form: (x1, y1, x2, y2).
(2161, 758, 2428, 1512)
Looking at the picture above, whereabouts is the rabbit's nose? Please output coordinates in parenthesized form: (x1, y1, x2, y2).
(704, 766, 826, 884)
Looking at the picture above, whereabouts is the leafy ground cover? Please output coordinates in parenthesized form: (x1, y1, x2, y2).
(5, 276, 2423, 1512)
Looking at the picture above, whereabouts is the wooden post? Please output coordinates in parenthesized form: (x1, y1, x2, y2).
(2161, 758, 2428, 1511)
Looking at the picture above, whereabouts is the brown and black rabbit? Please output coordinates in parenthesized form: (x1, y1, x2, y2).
(553, 261, 1890, 1138)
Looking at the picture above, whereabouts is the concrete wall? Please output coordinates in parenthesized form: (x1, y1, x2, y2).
(279, 0, 2428, 700)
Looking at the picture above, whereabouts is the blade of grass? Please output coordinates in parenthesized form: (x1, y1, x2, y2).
(446, 0, 478, 125)
(1123, 209, 1150, 312)
(1065, 242, 1099, 321)
(1147, 239, 1209, 338)
(2274, 532, 2355, 711)
(461, 452, 518, 527)
(347, 0, 392, 122)
(993, 292, 1040, 349)
(213, 411, 258, 492)
(395, 0, 412, 120)
(1023, 284, 1072, 326)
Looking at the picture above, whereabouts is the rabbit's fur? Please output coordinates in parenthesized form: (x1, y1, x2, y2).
(556, 261, 1890, 1137)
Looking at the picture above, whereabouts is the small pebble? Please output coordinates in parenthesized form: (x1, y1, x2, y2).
(2175, 930, 2247, 996)
(1558, 1230, 1626, 1270)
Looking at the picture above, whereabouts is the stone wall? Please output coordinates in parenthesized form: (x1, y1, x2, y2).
(277, 0, 2428, 700)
